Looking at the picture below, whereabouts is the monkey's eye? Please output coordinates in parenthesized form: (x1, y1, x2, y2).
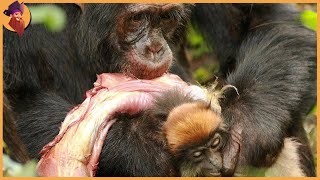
(211, 134, 221, 149)
(193, 151, 202, 158)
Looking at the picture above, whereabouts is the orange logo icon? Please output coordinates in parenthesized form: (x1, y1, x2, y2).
(3, 1, 31, 37)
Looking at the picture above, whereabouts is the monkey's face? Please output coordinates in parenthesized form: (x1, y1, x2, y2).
(178, 132, 225, 177)
(163, 101, 227, 177)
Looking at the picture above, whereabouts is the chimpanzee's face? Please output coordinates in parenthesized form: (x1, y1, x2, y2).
(116, 4, 189, 79)
(78, 4, 191, 79)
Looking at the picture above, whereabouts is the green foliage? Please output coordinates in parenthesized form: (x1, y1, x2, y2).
(299, 8, 317, 168)
(300, 10, 317, 31)
(187, 24, 218, 84)
(3, 142, 10, 156)
(186, 24, 210, 58)
(29, 5, 67, 32)
(193, 67, 211, 84)
(310, 105, 317, 114)
(192, 64, 219, 85)
(245, 166, 267, 176)
(3, 154, 37, 177)
(3, 142, 37, 176)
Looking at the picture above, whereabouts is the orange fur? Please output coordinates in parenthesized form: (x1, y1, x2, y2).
(163, 102, 222, 154)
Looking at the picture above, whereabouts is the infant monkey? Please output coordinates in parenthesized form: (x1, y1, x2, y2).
(163, 100, 228, 177)
(160, 87, 306, 177)
(153, 84, 230, 177)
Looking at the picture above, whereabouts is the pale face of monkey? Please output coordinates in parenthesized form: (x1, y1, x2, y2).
(178, 132, 227, 177)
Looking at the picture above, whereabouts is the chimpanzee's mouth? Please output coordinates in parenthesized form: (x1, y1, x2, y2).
(124, 50, 173, 79)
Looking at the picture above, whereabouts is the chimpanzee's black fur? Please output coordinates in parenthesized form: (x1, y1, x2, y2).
(3, 3, 316, 176)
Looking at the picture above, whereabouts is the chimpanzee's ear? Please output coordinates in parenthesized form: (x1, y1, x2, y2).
(75, 3, 85, 12)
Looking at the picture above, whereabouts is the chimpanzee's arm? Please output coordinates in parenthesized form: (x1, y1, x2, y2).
(191, 4, 299, 77)
(221, 24, 316, 176)
(192, 4, 315, 176)
(12, 90, 75, 159)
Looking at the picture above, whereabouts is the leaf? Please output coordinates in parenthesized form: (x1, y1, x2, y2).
(300, 10, 317, 31)
(29, 5, 67, 32)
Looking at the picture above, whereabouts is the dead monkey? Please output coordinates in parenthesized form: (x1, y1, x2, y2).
(160, 87, 308, 177)
(160, 84, 232, 177)
(163, 101, 228, 176)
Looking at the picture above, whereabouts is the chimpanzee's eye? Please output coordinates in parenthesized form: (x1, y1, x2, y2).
(160, 12, 178, 36)
(127, 13, 147, 32)
(160, 13, 172, 21)
(131, 13, 145, 22)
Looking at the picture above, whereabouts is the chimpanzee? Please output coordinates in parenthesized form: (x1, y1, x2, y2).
(3, 95, 29, 163)
(3, 3, 316, 176)
(192, 4, 316, 176)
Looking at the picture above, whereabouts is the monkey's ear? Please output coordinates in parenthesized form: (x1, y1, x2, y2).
(75, 3, 85, 12)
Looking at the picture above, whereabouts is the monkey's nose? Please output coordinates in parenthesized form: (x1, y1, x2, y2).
(221, 167, 235, 177)
(147, 42, 163, 55)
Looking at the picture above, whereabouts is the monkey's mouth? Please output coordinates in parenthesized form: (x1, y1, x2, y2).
(198, 170, 221, 177)
(124, 49, 173, 79)
(209, 172, 222, 177)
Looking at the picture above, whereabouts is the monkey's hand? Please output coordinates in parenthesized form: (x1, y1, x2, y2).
(221, 125, 242, 176)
